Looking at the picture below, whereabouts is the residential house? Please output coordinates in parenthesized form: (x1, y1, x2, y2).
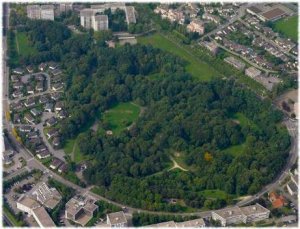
(48, 62, 59, 70)
(46, 117, 57, 127)
(52, 83, 64, 91)
(39, 95, 49, 104)
(35, 144, 47, 154)
(11, 101, 23, 111)
(19, 125, 32, 133)
(58, 163, 68, 173)
(36, 150, 51, 159)
(24, 98, 36, 108)
(27, 86, 35, 95)
(51, 93, 62, 101)
(11, 75, 19, 82)
(29, 137, 42, 146)
(39, 63, 48, 71)
(27, 131, 38, 139)
(12, 90, 24, 98)
(24, 113, 35, 125)
(58, 110, 67, 119)
(35, 73, 45, 81)
(50, 68, 62, 76)
(46, 129, 58, 139)
(13, 68, 24, 75)
(107, 211, 128, 227)
(52, 137, 60, 147)
(55, 102, 63, 112)
(13, 113, 21, 123)
(26, 65, 34, 73)
(50, 157, 64, 170)
(30, 108, 42, 117)
(268, 191, 287, 208)
(44, 103, 54, 112)
(35, 82, 44, 92)
(13, 81, 23, 89)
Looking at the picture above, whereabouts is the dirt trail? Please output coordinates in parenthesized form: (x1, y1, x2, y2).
(168, 156, 188, 172)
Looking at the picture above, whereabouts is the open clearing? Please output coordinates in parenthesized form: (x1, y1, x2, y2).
(274, 16, 298, 42)
(200, 189, 229, 200)
(16, 31, 37, 56)
(102, 102, 141, 135)
(138, 33, 219, 81)
(168, 156, 188, 172)
(222, 143, 246, 157)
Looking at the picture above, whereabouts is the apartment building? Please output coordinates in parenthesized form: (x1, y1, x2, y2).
(65, 195, 98, 226)
(212, 204, 270, 226)
(187, 19, 205, 35)
(17, 195, 56, 227)
(107, 211, 128, 227)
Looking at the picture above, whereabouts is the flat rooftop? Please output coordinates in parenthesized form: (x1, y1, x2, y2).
(32, 206, 56, 227)
(262, 8, 286, 20)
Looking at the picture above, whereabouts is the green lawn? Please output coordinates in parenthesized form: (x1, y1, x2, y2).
(200, 189, 229, 200)
(102, 102, 141, 135)
(64, 138, 76, 155)
(274, 16, 298, 42)
(16, 31, 37, 56)
(138, 33, 219, 81)
(232, 112, 259, 131)
(222, 143, 246, 157)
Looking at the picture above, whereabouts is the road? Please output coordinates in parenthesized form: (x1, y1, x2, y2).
(214, 41, 278, 74)
(200, 3, 250, 41)
(239, 19, 297, 60)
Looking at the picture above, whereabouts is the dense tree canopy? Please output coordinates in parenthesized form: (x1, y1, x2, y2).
(21, 20, 290, 212)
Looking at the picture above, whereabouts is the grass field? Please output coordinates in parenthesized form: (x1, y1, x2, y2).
(222, 143, 246, 157)
(16, 31, 37, 56)
(138, 33, 219, 81)
(200, 189, 229, 200)
(232, 112, 259, 131)
(274, 16, 298, 42)
(102, 102, 141, 135)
